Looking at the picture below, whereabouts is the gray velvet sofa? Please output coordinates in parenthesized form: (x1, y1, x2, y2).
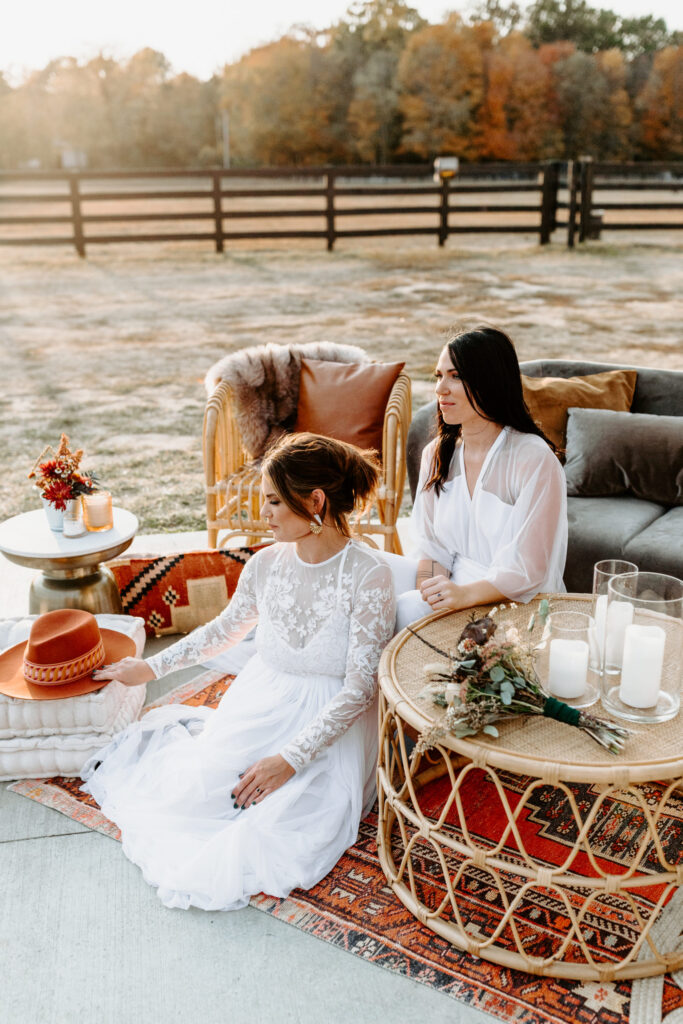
(406, 360, 683, 594)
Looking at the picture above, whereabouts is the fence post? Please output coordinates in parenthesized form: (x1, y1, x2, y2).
(566, 161, 578, 249)
(438, 176, 450, 246)
(69, 173, 85, 258)
(578, 156, 595, 243)
(325, 171, 336, 251)
(539, 160, 560, 244)
(212, 170, 224, 253)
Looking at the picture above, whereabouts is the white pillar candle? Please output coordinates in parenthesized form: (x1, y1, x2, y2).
(605, 600, 634, 668)
(619, 625, 666, 708)
(593, 594, 608, 660)
(548, 638, 589, 698)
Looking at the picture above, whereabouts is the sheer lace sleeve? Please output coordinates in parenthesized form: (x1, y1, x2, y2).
(145, 556, 260, 679)
(279, 561, 395, 771)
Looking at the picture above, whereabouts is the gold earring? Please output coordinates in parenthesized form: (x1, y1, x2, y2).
(309, 513, 323, 535)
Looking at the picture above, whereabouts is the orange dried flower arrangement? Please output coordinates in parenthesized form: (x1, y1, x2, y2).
(28, 433, 98, 510)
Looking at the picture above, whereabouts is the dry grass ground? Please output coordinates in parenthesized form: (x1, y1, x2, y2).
(1, 231, 681, 533)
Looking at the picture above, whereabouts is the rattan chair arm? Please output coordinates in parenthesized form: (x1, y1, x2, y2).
(380, 370, 411, 521)
(203, 379, 249, 483)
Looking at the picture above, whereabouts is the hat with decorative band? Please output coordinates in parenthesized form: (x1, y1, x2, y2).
(0, 608, 136, 700)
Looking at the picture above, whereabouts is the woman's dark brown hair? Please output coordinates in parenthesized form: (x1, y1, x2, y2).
(262, 432, 380, 537)
(425, 324, 556, 494)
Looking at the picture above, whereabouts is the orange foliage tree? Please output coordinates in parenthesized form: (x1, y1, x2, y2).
(475, 32, 564, 159)
(397, 15, 489, 160)
(636, 47, 683, 158)
(221, 35, 350, 165)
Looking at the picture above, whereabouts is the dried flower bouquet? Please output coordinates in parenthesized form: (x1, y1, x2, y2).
(28, 433, 98, 510)
(412, 602, 630, 755)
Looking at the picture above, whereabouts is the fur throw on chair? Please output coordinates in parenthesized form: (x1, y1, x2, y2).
(205, 341, 370, 459)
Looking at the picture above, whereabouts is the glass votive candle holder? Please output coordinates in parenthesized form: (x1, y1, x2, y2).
(62, 501, 86, 537)
(602, 571, 682, 724)
(591, 559, 638, 674)
(82, 491, 113, 532)
(535, 610, 599, 709)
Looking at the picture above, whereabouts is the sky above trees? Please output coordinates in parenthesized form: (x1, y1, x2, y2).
(2, 0, 680, 83)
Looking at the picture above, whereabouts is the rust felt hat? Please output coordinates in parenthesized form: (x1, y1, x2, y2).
(0, 608, 136, 700)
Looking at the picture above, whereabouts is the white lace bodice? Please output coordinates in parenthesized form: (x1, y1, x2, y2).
(146, 541, 396, 771)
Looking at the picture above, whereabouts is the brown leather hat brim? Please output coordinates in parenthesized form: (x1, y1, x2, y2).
(0, 628, 137, 700)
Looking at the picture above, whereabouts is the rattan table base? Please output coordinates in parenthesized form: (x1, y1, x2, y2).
(376, 595, 683, 981)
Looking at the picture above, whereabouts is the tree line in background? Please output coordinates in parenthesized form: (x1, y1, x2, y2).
(1, 0, 681, 170)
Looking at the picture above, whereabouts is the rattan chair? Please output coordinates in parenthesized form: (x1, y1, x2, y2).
(203, 368, 411, 553)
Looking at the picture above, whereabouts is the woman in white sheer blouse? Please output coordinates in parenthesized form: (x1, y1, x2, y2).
(82, 434, 395, 912)
(395, 324, 568, 631)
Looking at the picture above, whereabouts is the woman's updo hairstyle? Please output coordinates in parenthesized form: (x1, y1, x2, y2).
(261, 432, 380, 537)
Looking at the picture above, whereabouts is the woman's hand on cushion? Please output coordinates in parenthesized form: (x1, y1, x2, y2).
(92, 658, 155, 687)
(232, 754, 295, 808)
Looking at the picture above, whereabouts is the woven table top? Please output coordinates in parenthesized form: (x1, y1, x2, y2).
(379, 594, 683, 785)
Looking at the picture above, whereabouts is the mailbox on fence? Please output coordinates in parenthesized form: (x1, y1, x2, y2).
(433, 157, 459, 182)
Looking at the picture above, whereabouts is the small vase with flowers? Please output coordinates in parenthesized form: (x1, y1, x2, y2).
(28, 434, 99, 532)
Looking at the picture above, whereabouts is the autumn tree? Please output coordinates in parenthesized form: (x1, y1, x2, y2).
(525, 0, 675, 57)
(636, 46, 683, 157)
(397, 15, 489, 159)
(221, 34, 350, 165)
(332, 1, 425, 163)
(552, 48, 632, 158)
(475, 31, 564, 159)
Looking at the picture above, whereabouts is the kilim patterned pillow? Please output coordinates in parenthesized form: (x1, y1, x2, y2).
(107, 548, 265, 637)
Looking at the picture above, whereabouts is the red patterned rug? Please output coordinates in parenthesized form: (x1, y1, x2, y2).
(9, 673, 683, 1024)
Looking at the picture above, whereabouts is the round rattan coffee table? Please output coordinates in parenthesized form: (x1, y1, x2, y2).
(377, 595, 683, 981)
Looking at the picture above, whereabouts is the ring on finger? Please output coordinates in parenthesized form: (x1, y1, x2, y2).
(256, 787, 262, 794)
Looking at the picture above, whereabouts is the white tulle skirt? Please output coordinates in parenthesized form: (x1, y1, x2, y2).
(81, 653, 377, 912)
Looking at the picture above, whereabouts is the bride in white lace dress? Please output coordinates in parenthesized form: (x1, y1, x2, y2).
(82, 434, 395, 912)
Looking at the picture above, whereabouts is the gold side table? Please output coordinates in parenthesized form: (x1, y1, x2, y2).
(0, 508, 138, 614)
(377, 595, 683, 981)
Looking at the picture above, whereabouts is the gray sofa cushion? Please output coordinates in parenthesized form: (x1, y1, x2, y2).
(565, 495, 665, 592)
(565, 408, 683, 506)
(623, 507, 683, 579)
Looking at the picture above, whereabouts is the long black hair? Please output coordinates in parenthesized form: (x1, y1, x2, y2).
(425, 324, 555, 494)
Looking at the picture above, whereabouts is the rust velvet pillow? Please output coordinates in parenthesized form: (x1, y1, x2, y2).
(293, 358, 405, 453)
(521, 369, 638, 453)
(108, 547, 264, 636)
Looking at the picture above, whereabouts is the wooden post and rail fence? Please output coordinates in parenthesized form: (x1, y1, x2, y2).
(0, 160, 680, 257)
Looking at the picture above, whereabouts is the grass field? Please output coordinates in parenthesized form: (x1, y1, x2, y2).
(1, 232, 681, 533)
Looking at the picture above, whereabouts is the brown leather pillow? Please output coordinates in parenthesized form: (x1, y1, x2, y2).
(521, 369, 638, 453)
(294, 358, 405, 453)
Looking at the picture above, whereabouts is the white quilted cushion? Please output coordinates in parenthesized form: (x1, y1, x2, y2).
(0, 613, 147, 780)
(0, 684, 146, 781)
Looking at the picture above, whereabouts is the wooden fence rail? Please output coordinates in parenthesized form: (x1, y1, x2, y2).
(0, 161, 681, 255)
